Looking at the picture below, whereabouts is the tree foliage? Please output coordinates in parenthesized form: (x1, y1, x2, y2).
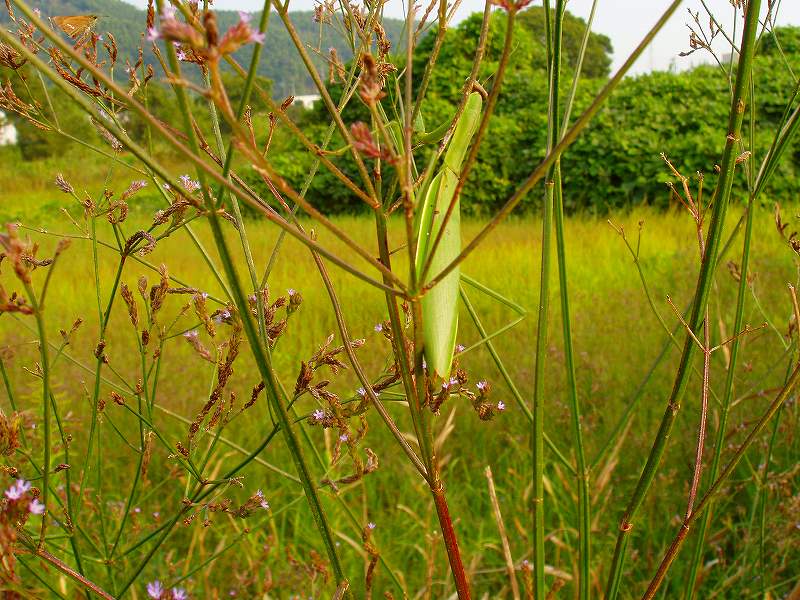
(269, 14, 800, 215)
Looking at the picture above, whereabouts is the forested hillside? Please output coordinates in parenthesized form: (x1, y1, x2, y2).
(0, 0, 406, 95)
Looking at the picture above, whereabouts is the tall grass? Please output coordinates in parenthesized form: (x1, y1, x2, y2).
(1, 0, 799, 598)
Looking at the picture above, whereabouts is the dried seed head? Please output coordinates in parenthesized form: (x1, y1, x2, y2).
(0, 42, 25, 69)
(0, 411, 23, 456)
(120, 283, 139, 328)
(54, 174, 74, 194)
(358, 53, 385, 105)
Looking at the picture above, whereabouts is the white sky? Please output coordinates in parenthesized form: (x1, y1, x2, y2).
(126, 0, 800, 74)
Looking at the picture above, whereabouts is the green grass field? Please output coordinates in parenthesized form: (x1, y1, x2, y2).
(2, 175, 799, 598)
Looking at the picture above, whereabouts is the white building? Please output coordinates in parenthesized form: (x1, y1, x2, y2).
(0, 111, 17, 146)
(292, 94, 320, 110)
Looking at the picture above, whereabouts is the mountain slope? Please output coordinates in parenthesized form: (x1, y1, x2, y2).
(2, 0, 406, 96)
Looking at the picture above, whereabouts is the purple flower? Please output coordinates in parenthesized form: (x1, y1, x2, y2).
(357, 387, 366, 397)
(339, 433, 348, 442)
(172, 589, 188, 600)
(179, 174, 200, 193)
(287, 288, 296, 296)
(496, 401, 506, 412)
(146, 27, 160, 41)
(374, 323, 383, 332)
(476, 380, 487, 392)
(455, 344, 465, 353)
(367, 522, 376, 530)
(254, 490, 269, 510)
(146, 580, 163, 599)
(214, 309, 231, 324)
(183, 330, 199, 339)
(176, 50, 187, 61)
(5, 479, 31, 500)
(28, 499, 45, 515)
(248, 30, 265, 44)
(237, 11, 252, 24)
(161, 5, 177, 20)
(312, 409, 325, 421)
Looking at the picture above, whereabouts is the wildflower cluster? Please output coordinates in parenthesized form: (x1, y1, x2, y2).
(147, 6, 264, 62)
(3, 479, 44, 516)
(146, 580, 189, 599)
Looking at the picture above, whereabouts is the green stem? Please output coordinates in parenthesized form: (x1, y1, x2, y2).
(552, 163, 589, 600)
(532, 182, 554, 599)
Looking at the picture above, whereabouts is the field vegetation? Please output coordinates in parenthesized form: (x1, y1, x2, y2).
(1, 0, 799, 599)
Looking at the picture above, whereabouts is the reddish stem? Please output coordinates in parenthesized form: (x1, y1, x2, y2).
(432, 485, 471, 599)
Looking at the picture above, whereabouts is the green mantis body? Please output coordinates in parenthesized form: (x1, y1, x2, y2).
(414, 92, 483, 378)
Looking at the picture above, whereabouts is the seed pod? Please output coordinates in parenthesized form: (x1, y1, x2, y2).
(415, 92, 482, 378)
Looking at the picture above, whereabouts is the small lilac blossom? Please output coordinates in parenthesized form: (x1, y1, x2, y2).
(312, 409, 325, 421)
(179, 174, 200, 192)
(146, 580, 163, 599)
(422, 358, 427, 370)
(5, 479, 31, 500)
(367, 522, 376, 530)
(287, 288, 296, 296)
(374, 323, 383, 332)
(214, 309, 231, 324)
(339, 433, 348, 442)
(357, 387, 366, 397)
(176, 50, 187, 61)
(496, 401, 506, 412)
(455, 344, 465, 353)
(28, 499, 45, 515)
(449, 377, 459, 388)
(172, 589, 188, 600)
(476, 380, 487, 392)
(183, 330, 199, 339)
(146, 27, 160, 41)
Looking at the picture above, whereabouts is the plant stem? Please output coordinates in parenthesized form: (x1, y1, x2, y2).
(552, 163, 590, 600)
(532, 182, 554, 600)
(641, 359, 800, 598)
(604, 1, 762, 595)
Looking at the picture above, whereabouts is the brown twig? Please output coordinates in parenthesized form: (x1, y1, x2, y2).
(485, 466, 520, 600)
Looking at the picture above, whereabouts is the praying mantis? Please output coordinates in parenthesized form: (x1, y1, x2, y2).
(414, 91, 483, 378)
